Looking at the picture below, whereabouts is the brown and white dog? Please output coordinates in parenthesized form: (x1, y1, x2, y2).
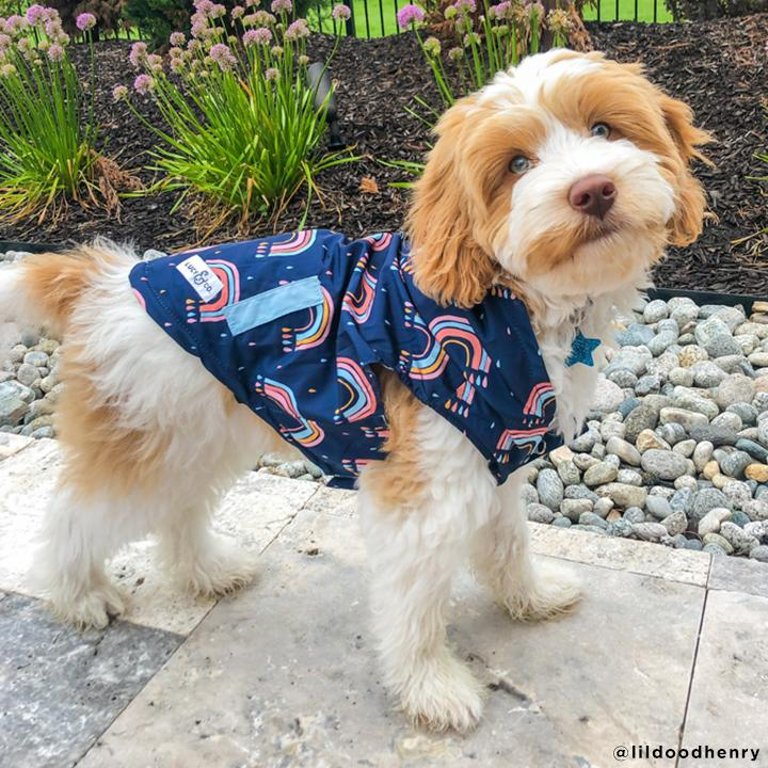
(0, 50, 708, 731)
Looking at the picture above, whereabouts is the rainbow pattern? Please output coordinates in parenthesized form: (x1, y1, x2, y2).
(494, 425, 551, 463)
(523, 382, 556, 421)
(256, 230, 318, 257)
(254, 375, 324, 447)
(281, 286, 334, 352)
(342, 255, 378, 323)
(335, 358, 378, 423)
(363, 233, 393, 252)
(185, 259, 240, 325)
(430, 316, 492, 384)
(399, 305, 449, 381)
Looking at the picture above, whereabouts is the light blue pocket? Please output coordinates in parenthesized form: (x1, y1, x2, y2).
(222, 276, 322, 336)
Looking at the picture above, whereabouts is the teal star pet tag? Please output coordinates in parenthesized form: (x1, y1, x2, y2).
(566, 331, 600, 367)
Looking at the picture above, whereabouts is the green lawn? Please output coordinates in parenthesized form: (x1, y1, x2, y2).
(309, 0, 672, 38)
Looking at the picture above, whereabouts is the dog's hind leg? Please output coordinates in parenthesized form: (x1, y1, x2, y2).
(470, 470, 582, 622)
(153, 491, 257, 598)
(31, 485, 136, 629)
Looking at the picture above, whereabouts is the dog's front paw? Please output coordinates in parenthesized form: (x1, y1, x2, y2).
(504, 560, 582, 622)
(399, 656, 485, 733)
(177, 534, 257, 597)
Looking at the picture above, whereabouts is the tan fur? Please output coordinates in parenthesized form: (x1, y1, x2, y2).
(407, 55, 710, 308)
(358, 369, 429, 513)
(538, 59, 712, 247)
(20, 247, 109, 334)
(406, 96, 507, 308)
(55, 344, 176, 499)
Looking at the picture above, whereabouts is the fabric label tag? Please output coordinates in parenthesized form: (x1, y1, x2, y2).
(176, 255, 223, 301)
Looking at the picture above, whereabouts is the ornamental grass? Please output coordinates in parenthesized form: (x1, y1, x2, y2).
(117, 0, 356, 232)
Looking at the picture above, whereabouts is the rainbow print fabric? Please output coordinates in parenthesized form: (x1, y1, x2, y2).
(129, 229, 563, 484)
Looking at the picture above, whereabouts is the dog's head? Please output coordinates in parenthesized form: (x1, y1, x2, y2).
(406, 49, 711, 308)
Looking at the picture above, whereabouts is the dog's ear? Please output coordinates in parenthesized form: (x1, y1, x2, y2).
(405, 97, 499, 308)
(659, 94, 713, 247)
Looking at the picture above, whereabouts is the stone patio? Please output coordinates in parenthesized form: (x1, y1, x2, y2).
(1, 435, 767, 768)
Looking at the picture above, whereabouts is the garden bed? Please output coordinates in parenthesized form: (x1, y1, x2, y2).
(0, 14, 765, 294)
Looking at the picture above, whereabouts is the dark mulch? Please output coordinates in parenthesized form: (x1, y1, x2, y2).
(1, 14, 766, 294)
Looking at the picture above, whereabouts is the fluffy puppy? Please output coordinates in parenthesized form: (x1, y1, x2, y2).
(0, 49, 708, 732)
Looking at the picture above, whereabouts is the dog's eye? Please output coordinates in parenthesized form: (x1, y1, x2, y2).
(509, 155, 531, 175)
(591, 123, 611, 139)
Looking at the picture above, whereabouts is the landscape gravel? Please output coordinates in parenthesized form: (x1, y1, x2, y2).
(2, 250, 768, 561)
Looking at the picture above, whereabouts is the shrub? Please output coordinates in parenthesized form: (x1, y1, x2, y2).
(47, 0, 124, 38)
(124, 0, 196, 49)
(0, 7, 101, 221)
(117, 0, 356, 230)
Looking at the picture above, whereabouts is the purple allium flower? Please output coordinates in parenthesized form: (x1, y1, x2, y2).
(133, 73, 154, 94)
(190, 20, 208, 38)
(169, 31, 185, 46)
(243, 26, 272, 45)
(489, 0, 510, 19)
(47, 43, 64, 61)
(25, 4, 47, 25)
(194, 0, 215, 15)
(422, 35, 440, 56)
(331, 3, 351, 20)
(170, 56, 185, 73)
(112, 84, 128, 101)
(255, 10, 276, 24)
(284, 18, 309, 40)
(209, 42, 236, 70)
(453, 0, 476, 12)
(169, 45, 184, 58)
(146, 53, 163, 73)
(6, 14, 30, 34)
(527, 1, 545, 17)
(396, 4, 425, 29)
(245, 0, 260, 6)
(44, 18, 61, 37)
(231, 5, 245, 19)
(210, 3, 227, 18)
(129, 41, 147, 68)
(76, 12, 96, 31)
(270, 0, 292, 13)
(265, 66, 278, 80)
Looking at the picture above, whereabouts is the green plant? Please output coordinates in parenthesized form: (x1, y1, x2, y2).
(398, 0, 572, 111)
(0, 7, 103, 222)
(117, 0, 356, 231)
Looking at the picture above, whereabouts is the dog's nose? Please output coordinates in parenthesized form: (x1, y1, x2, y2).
(568, 175, 617, 219)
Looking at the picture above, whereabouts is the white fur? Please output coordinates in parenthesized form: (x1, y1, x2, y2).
(0, 50, 697, 731)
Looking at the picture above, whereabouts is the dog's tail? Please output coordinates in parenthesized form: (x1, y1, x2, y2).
(0, 242, 126, 340)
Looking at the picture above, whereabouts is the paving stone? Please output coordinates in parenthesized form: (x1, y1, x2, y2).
(0, 441, 322, 635)
(0, 592, 182, 768)
(679, 590, 768, 766)
(708, 555, 768, 599)
(529, 524, 709, 586)
(0, 432, 33, 461)
(76, 503, 705, 768)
